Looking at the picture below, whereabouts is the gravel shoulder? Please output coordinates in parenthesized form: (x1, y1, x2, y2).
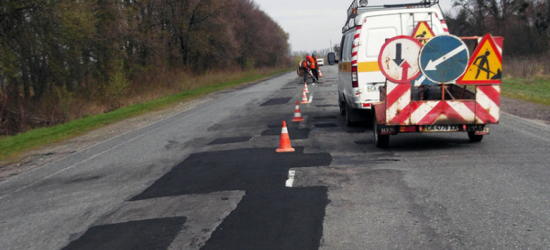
(500, 96, 550, 125)
(0, 95, 548, 182)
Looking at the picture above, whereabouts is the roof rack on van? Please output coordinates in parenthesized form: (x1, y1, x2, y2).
(345, 0, 441, 30)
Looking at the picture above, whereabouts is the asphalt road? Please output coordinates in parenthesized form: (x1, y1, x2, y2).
(1, 65, 550, 249)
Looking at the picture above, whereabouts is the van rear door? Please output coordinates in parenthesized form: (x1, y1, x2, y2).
(357, 10, 446, 87)
(356, 14, 401, 104)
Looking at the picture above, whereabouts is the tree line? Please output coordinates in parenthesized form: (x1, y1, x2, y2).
(0, 0, 291, 135)
(446, 0, 550, 56)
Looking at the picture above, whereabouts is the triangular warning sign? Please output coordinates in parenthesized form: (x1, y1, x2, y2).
(412, 21, 435, 45)
(457, 34, 502, 84)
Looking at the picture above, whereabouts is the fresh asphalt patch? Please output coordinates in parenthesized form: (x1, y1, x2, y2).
(260, 127, 310, 139)
(207, 136, 252, 145)
(62, 217, 186, 250)
(260, 97, 293, 106)
(131, 147, 331, 199)
(126, 147, 331, 249)
(65, 147, 332, 249)
(314, 123, 337, 128)
(313, 115, 337, 120)
(201, 187, 328, 250)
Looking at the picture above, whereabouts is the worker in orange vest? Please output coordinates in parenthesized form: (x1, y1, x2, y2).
(310, 53, 319, 83)
(301, 54, 312, 84)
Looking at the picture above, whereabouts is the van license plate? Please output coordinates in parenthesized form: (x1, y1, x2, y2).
(423, 125, 460, 132)
(366, 85, 379, 92)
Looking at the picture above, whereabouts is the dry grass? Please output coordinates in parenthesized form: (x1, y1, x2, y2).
(504, 53, 550, 79)
(121, 67, 270, 108)
(67, 67, 274, 122)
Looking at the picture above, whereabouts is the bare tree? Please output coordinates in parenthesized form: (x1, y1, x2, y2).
(0, 0, 292, 135)
(448, 0, 549, 56)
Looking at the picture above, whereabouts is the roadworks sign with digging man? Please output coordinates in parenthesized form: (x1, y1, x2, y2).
(458, 34, 503, 84)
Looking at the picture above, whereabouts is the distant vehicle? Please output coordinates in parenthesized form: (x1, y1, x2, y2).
(317, 58, 324, 66)
(334, 0, 449, 126)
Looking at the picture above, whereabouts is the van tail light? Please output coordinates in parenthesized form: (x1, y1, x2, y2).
(352, 65, 358, 88)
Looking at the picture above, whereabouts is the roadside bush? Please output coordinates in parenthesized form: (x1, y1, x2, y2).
(103, 61, 130, 111)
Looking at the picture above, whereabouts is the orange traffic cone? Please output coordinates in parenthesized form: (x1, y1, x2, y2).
(292, 101, 304, 122)
(301, 91, 309, 104)
(319, 69, 323, 77)
(276, 121, 295, 153)
(303, 82, 309, 93)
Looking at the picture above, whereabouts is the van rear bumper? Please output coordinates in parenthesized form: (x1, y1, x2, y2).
(342, 91, 378, 110)
(350, 102, 374, 110)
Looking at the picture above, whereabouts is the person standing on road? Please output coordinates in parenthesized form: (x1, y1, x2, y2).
(310, 53, 319, 83)
(301, 54, 312, 84)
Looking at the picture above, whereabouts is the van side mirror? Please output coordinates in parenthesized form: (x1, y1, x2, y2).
(327, 52, 338, 65)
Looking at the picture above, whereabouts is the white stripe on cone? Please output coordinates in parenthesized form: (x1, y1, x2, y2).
(301, 91, 309, 104)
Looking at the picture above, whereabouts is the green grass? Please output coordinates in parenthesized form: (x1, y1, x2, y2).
(502, 77, 550, 106)
(0, 69, 290, 162)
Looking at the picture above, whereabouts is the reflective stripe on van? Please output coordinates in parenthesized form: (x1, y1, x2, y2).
(340, 61, 380, 73)
(358, 61, 380, 72)
(339, 62, 352, 72)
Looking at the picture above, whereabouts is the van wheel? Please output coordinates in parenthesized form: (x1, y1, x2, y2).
(339, 97, 345, 116)
(468, 131, 483, 142)
(373, 112, 389, 148)
(345, 104, 357, 126)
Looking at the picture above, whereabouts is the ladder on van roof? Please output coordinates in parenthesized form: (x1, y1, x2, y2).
(347, 0, 441, 18)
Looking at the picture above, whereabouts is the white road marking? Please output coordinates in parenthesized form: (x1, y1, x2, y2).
(285, 170, 296, 187)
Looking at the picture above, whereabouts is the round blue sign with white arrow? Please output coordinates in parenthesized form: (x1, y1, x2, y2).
(419, 35, 469, 83)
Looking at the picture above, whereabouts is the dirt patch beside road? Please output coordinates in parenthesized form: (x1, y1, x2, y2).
(500, 97, 550, 125)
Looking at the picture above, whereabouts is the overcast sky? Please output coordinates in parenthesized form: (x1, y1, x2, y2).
(253, 0, 454, 53)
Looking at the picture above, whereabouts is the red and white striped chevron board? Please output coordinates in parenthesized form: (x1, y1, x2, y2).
(385, 81, 500, 125)
(474, 85, 500, 124)
(385, 81, 411, 125)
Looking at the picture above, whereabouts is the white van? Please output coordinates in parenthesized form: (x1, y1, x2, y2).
(335, 0, 449, 125)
